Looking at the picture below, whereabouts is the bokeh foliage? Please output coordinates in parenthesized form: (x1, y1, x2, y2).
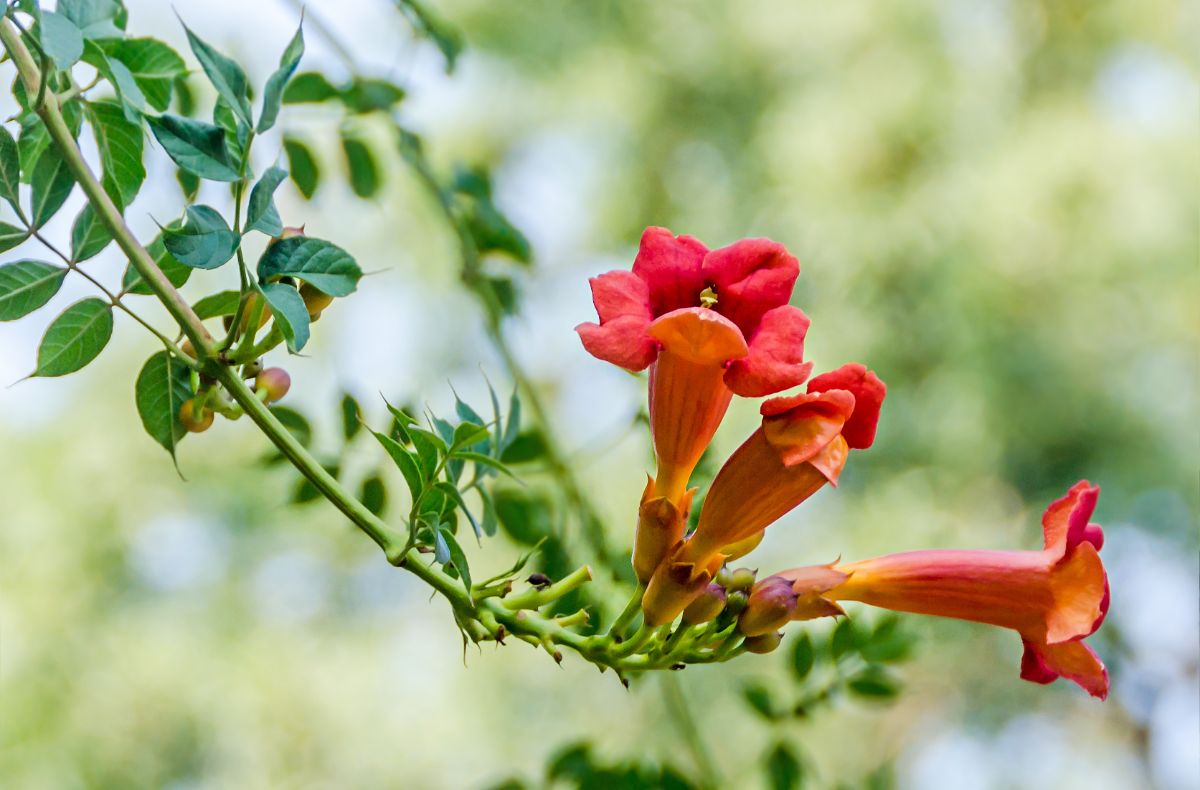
(0, 0, 1195, 788)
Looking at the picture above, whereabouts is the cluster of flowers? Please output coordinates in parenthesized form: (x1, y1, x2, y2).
(578, 228, 1110, 698)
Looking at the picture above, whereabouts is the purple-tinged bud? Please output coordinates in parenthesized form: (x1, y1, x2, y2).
(256, 367, 291, 403)
(682, 583, 727, 625)
(738, 576, 799, 637)
(742, 631, 783, 654)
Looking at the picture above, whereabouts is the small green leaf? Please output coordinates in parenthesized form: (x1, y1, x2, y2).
(0, 222, 30, 254)
(453, 451, 515, 479)
(340, 131, 380, 198)
(341, 392, 363, 441)
(847, 667, 901, 700)
(163, 205, 238, 270)
(341, 78, 406, 114)
(765, 742, 803, 790)
(436, 480, 482, 539)
(34, 298, 113, 377)
(191, 289, 241, 320)
(393, 0, 463, 73)
(258, 23, 304, 132)
(830, 617, 859, 660)
(259, 282, 310, 353)
(860, 615, 914, 664)
(283, 136, 319, 199)
(39, 12, 85, 71)
(0, 126, 21, 209)
(741, 683, 779, 721)
(283, 71, 340, 104)
(101, 37, 187, 111)
(82, 41, 147, 121)
(147, 114, 240, 182)
(122, 233, 192, 294)
(29, 146, 76, 228)
(359, 473, 388, 517)
(182, 22, 253, 128)
(408, 426, 445, 479)
(85, 101, 145, 209)
(438, 526, 472, 593)
(70, 204, 113, 261)
(135, 350, 194, 461)
(59, 0, 125, 40)
(270, 405, 312, 446)
(0, 260, 66, 321)
(371, 429, 423, 502)
(245, 166, 287, 236)
(257, 236, 361, 297)
(176, 167, 200, 202)
(790, 633, 815, 680)
(492, 488, 554, 546)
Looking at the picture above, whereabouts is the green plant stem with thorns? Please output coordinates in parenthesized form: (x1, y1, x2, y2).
(0, 14, 750, 677)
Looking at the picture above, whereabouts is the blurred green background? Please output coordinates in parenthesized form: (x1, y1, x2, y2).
(1, 0, 1196, 787)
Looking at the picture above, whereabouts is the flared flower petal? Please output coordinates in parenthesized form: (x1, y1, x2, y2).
(701, 238, 799, 336)
(807, 363, 886, 449)
(577, 315, 658, 371)
(1020, 638, 1109, 700)
(725, 305, 813, 397)
(631, 227, 709, 316)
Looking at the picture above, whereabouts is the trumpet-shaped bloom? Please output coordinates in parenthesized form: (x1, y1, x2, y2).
(579, 228, 815, 580)
(777, 482, 1110, 698)
(577, 228, 812, 504)
(640, 365, 886, 625)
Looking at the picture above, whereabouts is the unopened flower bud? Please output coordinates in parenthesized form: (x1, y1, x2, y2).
(300, 282, 334, 319)
(256, 367, 291, 403)
(279, 225, 306, 239)
(682, 583, 727, 625)
(724, 589, 750, 617)
(727, 567, 757, 593)
(714, 565, 733, 589)
(179, 399, 214, 433)
(738, 576, 799, 637)
(742, 631, 783, 654)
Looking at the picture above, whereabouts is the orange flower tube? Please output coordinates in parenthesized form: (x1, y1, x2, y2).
(777, 482, 1110, 698)
(578, 228, 817, 581)
(640, 365, 886, 625)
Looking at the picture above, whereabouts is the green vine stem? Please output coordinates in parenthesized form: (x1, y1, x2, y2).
(0, 11, 752, 679)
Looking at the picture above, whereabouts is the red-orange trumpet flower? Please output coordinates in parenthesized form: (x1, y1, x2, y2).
(577, 228, 814, 580)
(640, 364, 886, 624)
(776, 482, 1110, 698)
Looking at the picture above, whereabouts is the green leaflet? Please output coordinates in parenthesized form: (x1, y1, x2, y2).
(182, 22, 253, 128)
(0, 260, 67, 321)
(34, 298, 113, 377)
(283, 137, 319, 199)
(147, 114, 240, 182)
(29, 146, 76, 228)
(258, 23, 304, 132)
(245, 166, 287, 236)
(134, 350, 194, 462)
(257, 236, 361, 297)
(69, 204, 113, 262)
(259, 282, 310, 353)
(162, 205, 239, 270)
